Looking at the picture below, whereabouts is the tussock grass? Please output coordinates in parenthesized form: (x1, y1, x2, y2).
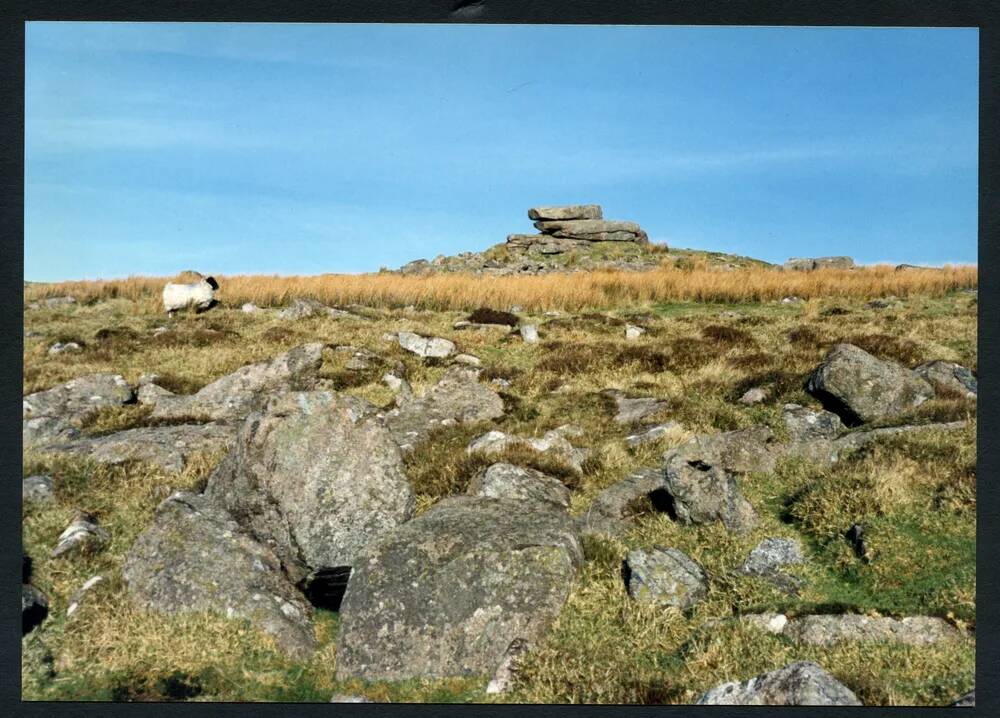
(25, 264, 976, 313)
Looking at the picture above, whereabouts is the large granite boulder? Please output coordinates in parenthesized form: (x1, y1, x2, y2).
(38, 422, 237, 473)
(123, 492, 317, 659)
(335, 495, 583, 681)
(697, 661, 862, 705)
(624, 547, 708, 609)
(150, 343, 324, 422)
(576, 466, 667, 537)
(382, 367, 505, 452)
(668, 426, 780, 475)
(23, 373, 134, 446)
(532, 219, 647, 242)
(528, 204, 603, 221)
(205, 391, 413, 584)
(805, 343, 935, 424)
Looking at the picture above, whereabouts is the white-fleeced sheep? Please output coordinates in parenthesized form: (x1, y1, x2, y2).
(162, 275, 219, 314)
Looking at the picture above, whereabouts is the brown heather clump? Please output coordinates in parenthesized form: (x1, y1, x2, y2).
(25, 263, 976, 312)
(466, 307, 519, 326)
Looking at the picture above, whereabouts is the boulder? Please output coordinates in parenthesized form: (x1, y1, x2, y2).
(23, 475, 55, 503)
(467, 463, 572, 509)
(624, 324, 645, 340)
(150, 343, 325, 422)
(783, 258, 817, 271)
(44, 295, 77, 308)
(662, 454, 758, 534)
(914, 360, 977, 398)
(335, 495, 582, 681)
(624, 547, 708, 609)
(123, 492, 317, 659)
(205, 391, 413, 583)
(382, 367, 505, 452)
(48, 341, 82, 356)
(813, 256, 855, 270)
(602, 389, 669, 426)
(397, 331, 455, 358)
(668, 425, 780, 475)
(576, 466, 668, 537)
(51, 513, 110, 558)
(528, 204, 603, 221)
(783, 614, 963, 647)
(39, 422, 237, 473)
(740, 537, 804, 593)
(532, 219, 645, 242)
(696, 661, 862, 706)
(805, 344, 935, 424)
(136, 382, 174, 405)
(519, 324, 539, 343)
(22, 584, 48, 635)
(23, 373, 134, 446)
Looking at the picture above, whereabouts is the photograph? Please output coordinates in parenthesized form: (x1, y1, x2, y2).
(21, 20, 978, 705)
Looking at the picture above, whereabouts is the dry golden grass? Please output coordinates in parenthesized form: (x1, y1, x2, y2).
(25, 263, 976, 312)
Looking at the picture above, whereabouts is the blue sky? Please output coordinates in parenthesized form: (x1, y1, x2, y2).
(25, 23, 978, 281)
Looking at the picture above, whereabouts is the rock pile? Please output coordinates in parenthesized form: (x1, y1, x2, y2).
(507, 204, 649, 253)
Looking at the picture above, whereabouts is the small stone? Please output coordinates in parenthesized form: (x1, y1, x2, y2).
(486, 638, 529, 694)
(740, 537, 804, 592)
(739, 387, 768, 405)
(782, 403, 843, 442)
(52, 514, 110, 558)
(48, 341, 81, 356)
(625, 423, 681, 448)
(152, 326, 169, 336)
(625, 547, 708, 609)
(781, 296, 804, 304)
(625, 324, 645, 340)
(520, 324, 539, 343)
(603, 389, 668, 425)
(914, 360, 977, 398)
(397, 331, 455, 358)
(66, 575, 104, 617)
(741, 612, 790, 635)
(241, 302, 262, 313)
(23, 475, 55, 503)
(454, 353, 482, 367)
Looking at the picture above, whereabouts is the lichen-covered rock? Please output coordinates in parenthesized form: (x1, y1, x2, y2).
(576, 466, 666, 537)
(625, 422, 681, 448)
(206, 391, 413, 583)
(485, 638, 530, 694)
(467, 463, 571, 509)
(805, 343, 934, 424)
(51, 513, 110, 558)
(662, 454, 758, 534)
(624, 547, 707, 609)
(39, 422, 237, 473)
(782, 403, 843, 442)
(396, 331, 455, 358)
(914, 360, 977, 398)
(783, 614, 963, 647)
(23, 373, 133, 446)
(335, 495, 582, 681)
(150, 343, 324, 422)
(740, 537, 805, 593)
(668, 425, 779, 475)
(382, 367, 505, 452)
(123, 492, 317, 659)
(696, 661, 862, 705)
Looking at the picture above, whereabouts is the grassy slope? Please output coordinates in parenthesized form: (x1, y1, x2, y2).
(22, 280, 976, 704)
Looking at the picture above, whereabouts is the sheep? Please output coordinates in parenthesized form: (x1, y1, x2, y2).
(162, 273, 219, 315)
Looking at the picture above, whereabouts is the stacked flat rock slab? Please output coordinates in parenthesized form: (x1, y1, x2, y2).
(508, 205, 649, 249)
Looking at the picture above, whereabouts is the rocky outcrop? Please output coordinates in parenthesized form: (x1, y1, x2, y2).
(23, 373, 134, 446)
(335, 495, 582, 681)
(528, 204, 603, 221)
(805, 343, 935, 424)
(205, 391, 413, 584)
(123, 492, 318, 659)
(624, 547, 708, 609)
(382, 367, 505, 452)
(696, 661, 862, 705)
(150, 343, 324, 422)
(783, 257, 855, 271)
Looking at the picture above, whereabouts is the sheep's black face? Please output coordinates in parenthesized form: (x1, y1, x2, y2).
(205, 276, 219, 290)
